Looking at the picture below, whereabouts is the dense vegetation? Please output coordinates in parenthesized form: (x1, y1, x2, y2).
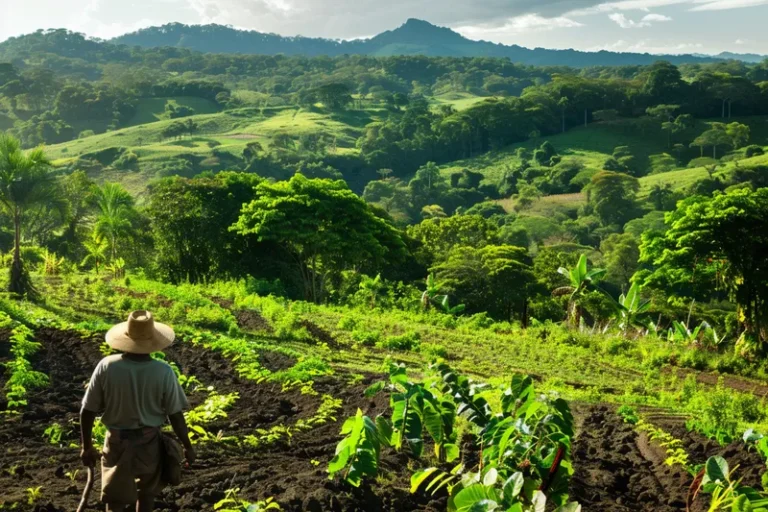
(4, 22, 768, 511)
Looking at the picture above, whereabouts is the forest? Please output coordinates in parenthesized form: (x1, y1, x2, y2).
(2, 23, 768, 512)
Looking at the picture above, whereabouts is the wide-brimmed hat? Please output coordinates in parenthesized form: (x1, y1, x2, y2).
(106, 311, 175, 354)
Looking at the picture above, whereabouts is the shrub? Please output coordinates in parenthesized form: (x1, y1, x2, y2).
(336, 316, 359, 331)
(377, 331, 421, 351)
(745, 145, 764, 158)
(420, 343, 448, 359)
(351, 329, 381, 347)
(185, 306, 235, 331)
(680, 350, 708, 371)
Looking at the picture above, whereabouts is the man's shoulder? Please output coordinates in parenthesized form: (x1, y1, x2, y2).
(99, 354, 125, 367)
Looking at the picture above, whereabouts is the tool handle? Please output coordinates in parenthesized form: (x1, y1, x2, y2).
(76, 465, 95, 512)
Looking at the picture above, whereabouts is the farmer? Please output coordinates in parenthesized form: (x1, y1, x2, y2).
(79, 310, 195, 512)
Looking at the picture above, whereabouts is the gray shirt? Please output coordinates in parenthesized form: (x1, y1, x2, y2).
(82, 354, 189, 429)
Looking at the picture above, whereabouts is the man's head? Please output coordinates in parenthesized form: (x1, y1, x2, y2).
(106, 311, 175, 355)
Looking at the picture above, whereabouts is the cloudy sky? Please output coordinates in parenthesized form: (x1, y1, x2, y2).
(1, 0, 767, 55)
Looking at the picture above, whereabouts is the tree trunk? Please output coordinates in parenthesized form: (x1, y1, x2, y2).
(584, 108, 588, 128)
(9, 209, 35, 299)
(722, 99, 726, 119)
(728, 100, 732, 119)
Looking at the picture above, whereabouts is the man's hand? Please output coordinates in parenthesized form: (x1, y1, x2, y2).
(183, 445, 196, 465)
(80, 446, 100, 467)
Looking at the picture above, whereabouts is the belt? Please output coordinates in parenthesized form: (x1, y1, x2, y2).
(108, 426, 160, 440)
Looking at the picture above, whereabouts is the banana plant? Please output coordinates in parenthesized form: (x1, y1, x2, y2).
(668, 320, 709, 344)
(421, 273, 442, 310)
(552, 254, 610, 327)
(439, 295, 466, 316)
(616, 282, 651, 335)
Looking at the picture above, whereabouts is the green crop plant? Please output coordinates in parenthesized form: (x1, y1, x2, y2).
(328, 409, 389, 487)
(185, 392, 239, 444)
(214, 488, 282, 511)
(616, 282, 651, 336)
(667, 320, 708, 344)
(43, 423, 66, 445)
(25, 487, 42, 505)
(65, 470, 80, 483)
(4, 325, 49, 411)
(696, 456, 768, 511)
(636, 419, 691, 469)
(365, 363, 459, 462)
(617, 405, 639, 424)
(411, 364, 578, 511)
(553, 254, 612, 327)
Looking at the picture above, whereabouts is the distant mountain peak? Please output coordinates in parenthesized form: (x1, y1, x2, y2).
(373, 18, 466, 46)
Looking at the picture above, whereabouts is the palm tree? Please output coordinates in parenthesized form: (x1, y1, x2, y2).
(0, 134, 55, 297)
(81, 232, 109, 274)
(93, 183, 134, 261)
(552, 254, 610, 326)
(358, 273, 384, 309)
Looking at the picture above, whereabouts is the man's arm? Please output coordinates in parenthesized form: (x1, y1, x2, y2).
(80, 408, 100, 466)
(169, 412, 196, 464)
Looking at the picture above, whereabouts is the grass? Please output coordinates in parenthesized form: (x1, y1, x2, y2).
(125, 97, 221, 127)
(431, 92, 497, 111)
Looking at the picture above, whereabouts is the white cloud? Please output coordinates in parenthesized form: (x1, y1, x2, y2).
(570, 0, 767, 15)
(690, 0, 768, 10)
(608, 12, 672, 27)
(456, 14, 584, 39)
(590, 38, 703, 53)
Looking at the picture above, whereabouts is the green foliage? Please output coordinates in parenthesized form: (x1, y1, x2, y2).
(617, 405, 639, 425)
(232, 175, 406, 303)
(328, 409, 386, 487)
(638, 188, 768, 350)
(414, 364, 578, 511)
(377, 331, 421, 352)
(214, 489, 282, 512)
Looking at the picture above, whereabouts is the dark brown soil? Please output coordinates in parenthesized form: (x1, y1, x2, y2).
(210, 297, 273, 334)
(570, 404, 765, 512)
(299, 320, 338, 347)
(0, 328, 443, 511)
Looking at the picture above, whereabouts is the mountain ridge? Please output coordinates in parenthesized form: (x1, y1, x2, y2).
(107, 19, 746, 67)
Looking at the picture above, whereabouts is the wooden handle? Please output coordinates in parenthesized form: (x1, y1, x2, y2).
(76, 466, 95, 512)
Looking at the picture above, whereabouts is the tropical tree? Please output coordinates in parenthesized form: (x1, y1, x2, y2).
(0, 134, 55, 297)
(81, 232, 109, 274)
(358, 274, 384, 309)
(637, 188, 768, 353)
(232, 175, 406, 303)
(552, 254, 611, 326)
(93, 183, 135, 261)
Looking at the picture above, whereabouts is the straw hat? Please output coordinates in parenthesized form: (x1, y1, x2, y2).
(106, 311, 175, 354)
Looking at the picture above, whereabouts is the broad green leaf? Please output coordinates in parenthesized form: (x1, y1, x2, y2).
(364, 381, 385, 397)
(531, 491, 547, 512)
(555, 503, 582, 512)
(423, 400, 444, 444)
(703, 456, 729, 486)
(444, 443, 460, 463)
(503, 472, 524, 498)
(483, 468, 498, 486)
(411, 467, 439, 493)
(452, 485, 499, 512)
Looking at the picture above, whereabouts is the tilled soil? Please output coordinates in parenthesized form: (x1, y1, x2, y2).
(570, 404, 765, 512)
(0, 328, 443, 511)
(2, 328, 767, 511)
